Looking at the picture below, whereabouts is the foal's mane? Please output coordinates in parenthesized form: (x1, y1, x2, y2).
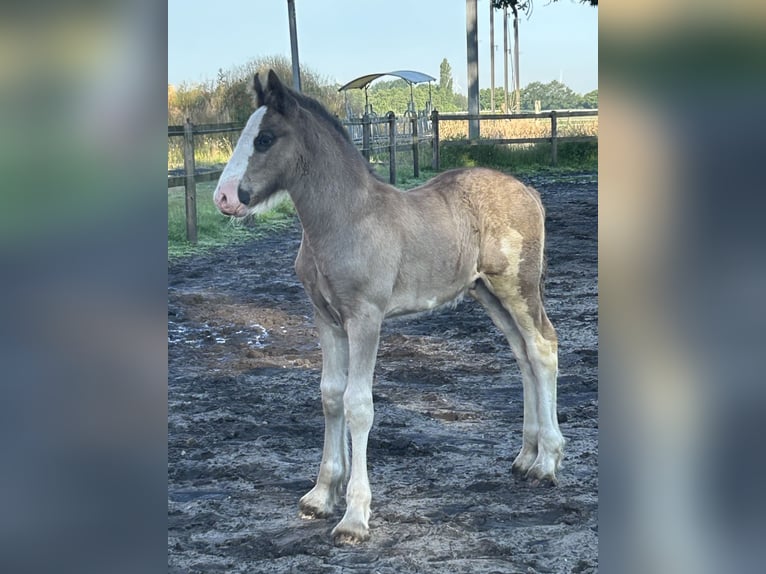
(287, 87, 381, 179)
(291, 89, 353, 145)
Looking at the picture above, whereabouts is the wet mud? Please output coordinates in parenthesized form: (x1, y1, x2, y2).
(168, 173, 598, 573)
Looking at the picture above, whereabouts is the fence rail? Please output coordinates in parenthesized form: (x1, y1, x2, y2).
(169, 109, 597, 243)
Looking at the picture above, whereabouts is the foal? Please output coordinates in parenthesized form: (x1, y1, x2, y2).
(213, 70, 565, 544)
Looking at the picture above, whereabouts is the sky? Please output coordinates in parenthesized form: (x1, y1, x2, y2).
(168, 0, 598, 95)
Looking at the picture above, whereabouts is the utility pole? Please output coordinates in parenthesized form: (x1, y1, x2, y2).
(287, 0, 301, 92)
(503, 6, 509, 113)
(513, 7, 520, 112)
(489, 2, 495, 112)
(466, 0, 479, 139)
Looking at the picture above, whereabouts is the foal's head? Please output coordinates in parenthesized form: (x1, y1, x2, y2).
(213, 70, 353, 217)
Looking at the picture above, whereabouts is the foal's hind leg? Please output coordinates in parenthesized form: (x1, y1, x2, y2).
(470, 281, 541, 475)
(299, 316, 350, 518)
(480, 275, 565, 484)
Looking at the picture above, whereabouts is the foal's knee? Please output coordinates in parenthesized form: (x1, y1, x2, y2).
(343, 390, 373, 433)
(321, 380, 345, 417)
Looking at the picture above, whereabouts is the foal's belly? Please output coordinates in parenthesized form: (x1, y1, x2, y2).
(384, 274, 477, 318)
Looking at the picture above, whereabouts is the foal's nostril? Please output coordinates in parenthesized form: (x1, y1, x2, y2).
(237, 188, 251, 205)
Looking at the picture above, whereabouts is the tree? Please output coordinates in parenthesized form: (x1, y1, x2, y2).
(581, 89, 598, 109)
(521, 80, 580, 111)
(439, 58, 453, 93)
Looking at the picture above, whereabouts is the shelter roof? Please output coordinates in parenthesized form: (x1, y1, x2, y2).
(338, 70, 436, 91)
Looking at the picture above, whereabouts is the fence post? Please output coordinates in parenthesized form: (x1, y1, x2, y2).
(411, 116, 419, 178)
(431, 110, 440, 171)
(183, 118, 198, 244)
(550, 110, 558, 166)
(387, 111, 396, 185)
(362, 113, 371, 161)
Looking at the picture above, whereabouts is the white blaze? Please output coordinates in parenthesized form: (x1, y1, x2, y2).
(213, 106, 267, 205)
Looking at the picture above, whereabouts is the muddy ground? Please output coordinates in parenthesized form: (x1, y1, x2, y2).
(168, 172, 598, 573)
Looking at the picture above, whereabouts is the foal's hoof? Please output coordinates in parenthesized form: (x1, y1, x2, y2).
(298, 495, 335, 520)
(525, 465, 559, 487)
(331, 519, 370, 545)
(511, 461, 531, 478)
(528, 475, 558, 488)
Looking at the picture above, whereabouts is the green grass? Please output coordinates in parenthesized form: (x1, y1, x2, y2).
(168, 181, 296, 259)
(439, 141, 597, 175)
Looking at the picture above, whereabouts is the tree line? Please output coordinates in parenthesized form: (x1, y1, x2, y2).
(168, 55, 596, 126)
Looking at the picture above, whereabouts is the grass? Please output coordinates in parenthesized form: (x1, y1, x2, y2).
(168, 181, 296, 259)
(168, 135, 236, 171)
(439, 141, 597, 175)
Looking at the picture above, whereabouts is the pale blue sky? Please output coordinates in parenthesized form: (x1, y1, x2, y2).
(168, 0, 597, 95)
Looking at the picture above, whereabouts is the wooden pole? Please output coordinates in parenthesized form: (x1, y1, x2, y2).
(362, 112, 371, 161)
(411, 116, 419, 178)
(287, 0, 302, 92)
(183, 118, 197, 244)
(387, 111, 396, 185)
(503, 7, 509, 112)
(466, 0, 479, 139)
(550, 110, 558, 166)
(513, 11, 520, 113)
(431, 110, 440, 170)
(490, 3, 495, 112)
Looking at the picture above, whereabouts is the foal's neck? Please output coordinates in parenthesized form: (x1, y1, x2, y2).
(290, 123, 382, 242)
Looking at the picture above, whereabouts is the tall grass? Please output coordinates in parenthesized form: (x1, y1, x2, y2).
(167, 134, 236, 171)
(438, 114, 598, 140)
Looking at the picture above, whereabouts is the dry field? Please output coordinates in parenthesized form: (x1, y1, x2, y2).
(438, 114, 599, 141)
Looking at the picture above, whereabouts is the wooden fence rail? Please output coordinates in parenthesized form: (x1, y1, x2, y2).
(169, 109, 597, 243)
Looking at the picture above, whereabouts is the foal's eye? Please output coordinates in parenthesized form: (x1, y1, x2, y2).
(254, 131, 275, 152)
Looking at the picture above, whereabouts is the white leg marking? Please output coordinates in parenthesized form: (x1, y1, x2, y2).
(300, 319, 349, 518)
(331, 316, 380, 543)
(525, 332, 565, 483)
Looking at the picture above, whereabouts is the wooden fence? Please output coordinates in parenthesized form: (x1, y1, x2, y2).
(169, 109, 597, 242)
(430, 109, 598, 169)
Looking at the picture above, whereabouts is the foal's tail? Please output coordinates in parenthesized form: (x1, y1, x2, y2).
(527, 183, 548, 307)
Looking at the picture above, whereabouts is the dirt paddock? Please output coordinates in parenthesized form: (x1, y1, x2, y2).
(168, 172, 598, 573)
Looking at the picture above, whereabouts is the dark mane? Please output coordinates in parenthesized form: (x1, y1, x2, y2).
(287, 87, 381, 178)
(289, 88, 354, 145)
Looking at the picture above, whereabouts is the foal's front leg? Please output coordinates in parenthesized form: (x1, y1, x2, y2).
(299, 317, 349, 518)
(331, 313, 381, 544)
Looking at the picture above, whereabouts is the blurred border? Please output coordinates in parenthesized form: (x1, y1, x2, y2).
(601, 1, 766, 573)
(0, 2, 168, 573)
(3, 1, 766, 572)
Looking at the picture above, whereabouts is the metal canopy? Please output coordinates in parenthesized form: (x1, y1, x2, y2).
(338, 70, 436, 92)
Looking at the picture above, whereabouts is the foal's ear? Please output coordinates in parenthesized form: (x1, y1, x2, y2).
(257, 69, 297, 117)
(253, 73, 266, 108)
